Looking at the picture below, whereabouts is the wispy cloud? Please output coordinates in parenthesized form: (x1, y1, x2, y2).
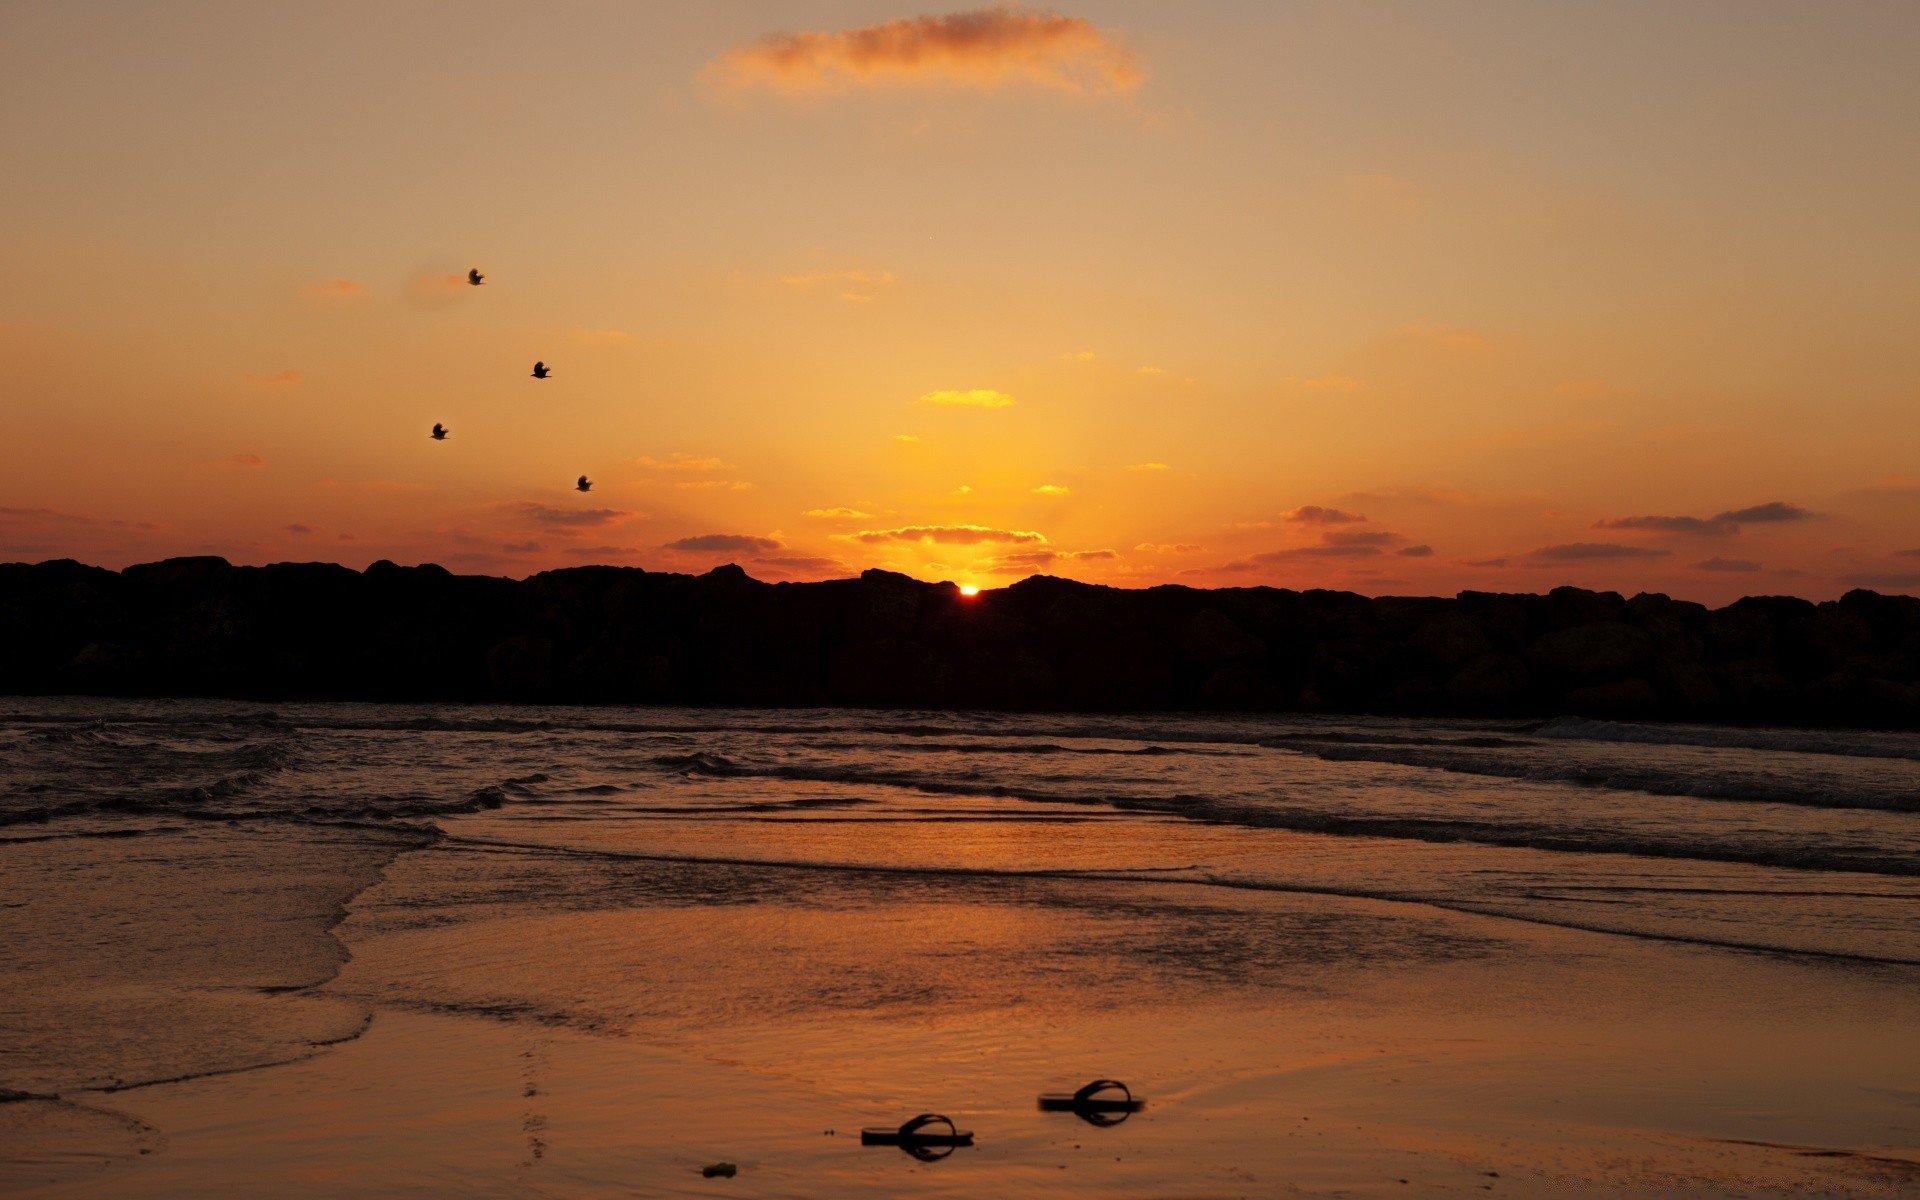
(839, 524, 1047, 546)
(1717, 501, 1815, 524)
(232, 453, 264, 468)
(665, 533, 784, 553)
(243, 368, 299, 386)
(1528, 542, 1670, 561)
(1596, 514, 1734, 536)
(1397, 544, 1434, 557)
(1128, 461, 1171, 472)
(1595, 500, 1818, 537)
(404, 271, 471, 309)
(1134, 542, 1202, 554)
(984, 547, 1116, 573)
(1695, 557, 1761, 572)
(502, 502, 637, 529)
(707, 8, 1143, 97)
(1032, 484, 1070, 496)
(919, 388, 1014, 408)
(284, 523, 313, 535)
(638, 453, 729, 472)
(1286, 505, 1366, 524)
(804, 507, 874, 519)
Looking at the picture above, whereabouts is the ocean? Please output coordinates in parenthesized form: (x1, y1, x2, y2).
(5, 697, 1919, 1196)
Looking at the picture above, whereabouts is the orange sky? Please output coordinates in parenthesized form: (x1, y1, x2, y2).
(4, 3, 1919, 602)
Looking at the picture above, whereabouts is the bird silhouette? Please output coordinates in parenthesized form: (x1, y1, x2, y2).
(576, 475, 592, 493)
(531, 361, 550, 379)
(467, 268, 484, 286)
(430, 423, 448, 440)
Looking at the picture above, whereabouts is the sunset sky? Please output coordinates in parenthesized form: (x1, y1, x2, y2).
(4, 2, 1919, 601)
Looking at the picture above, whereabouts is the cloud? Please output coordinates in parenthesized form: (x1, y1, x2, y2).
(1595, 501, 1818, 536)
(779, 268, 898, 293)
(1137, 365, 1167, 377)
(501, 541, 542, 554)
(1715, 501, 1815, 524)
(284, 523, 313, 535)
(0, 506, 157, 531)
(707, 8, 1142, 97)
(1287, 505, 1366, 525)
(232, 453, 264, 468)
(1897, 549, 1920, 558)
(1321, 529, 1400, 547)
(243, 369, 300, 386)
(1595, 514, 1735, 535)
(404, 272, 471, 309)
(1467, 557, 1510, 568)
(502, 502, 636, 529)
(840, 523, 1047, 546)
(305, 279, 363, 299)
(1128, 462, 1171, 471)
(1694, 557, 1762, 572)
(919, 388, 1013, 408)
(1841, 572, 1920, 590)
(665, 533, 784, 553)
(1528, 542, 1670, 561)
(1032, 484, 1070, 496)
(804, 507, 873, 519)
(894, 433, 921, 443)
(983, 548, 1116, 573)
(638, 452, 729, 472)
(1134, 542, 1202, 554)
(1397, 544, 1434, 557)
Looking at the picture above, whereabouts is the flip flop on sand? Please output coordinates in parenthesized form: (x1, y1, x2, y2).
(1038, 1079, 1146, 1114)
(860, 1113, 975, 1148)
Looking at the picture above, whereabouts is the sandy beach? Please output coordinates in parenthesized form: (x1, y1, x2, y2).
(5, 702, 1918, 1197)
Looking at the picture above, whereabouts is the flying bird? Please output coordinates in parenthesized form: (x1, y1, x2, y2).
(531, 361, 550, 379)
(576, 475, 592, 493)
(467, 268, 484, 286)
(430, 423, 448, 440)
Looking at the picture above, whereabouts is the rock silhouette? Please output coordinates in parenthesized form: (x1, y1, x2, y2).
(3, 557, 1918, 726)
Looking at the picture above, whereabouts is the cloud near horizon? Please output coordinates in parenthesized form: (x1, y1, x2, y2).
(1695, 557, 1762, 572)
(1595, 500, 1817, 537)
(708, 8, 1142, 97)
(840, 523, 1047, 546)
(1287, 505, 1366, 524)
(664, 533, 784, 553)
(502, 501, 636, 529)
(983, 547, 1116, 572)
(1529, 542, 1670, 561)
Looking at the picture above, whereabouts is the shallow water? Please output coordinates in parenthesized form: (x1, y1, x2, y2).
(4, 698, 1919, 1195)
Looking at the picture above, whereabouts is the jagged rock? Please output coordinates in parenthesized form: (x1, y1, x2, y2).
(1, 555, 1918, 725)
(1443, 653, 1531, 706)
(1526, 622, 1655, 686)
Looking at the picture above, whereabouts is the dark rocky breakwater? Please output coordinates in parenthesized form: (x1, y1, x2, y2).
(4, 556, 1919, 725)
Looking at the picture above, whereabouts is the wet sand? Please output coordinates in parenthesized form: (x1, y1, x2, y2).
(8, 846, 1918, 1198)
